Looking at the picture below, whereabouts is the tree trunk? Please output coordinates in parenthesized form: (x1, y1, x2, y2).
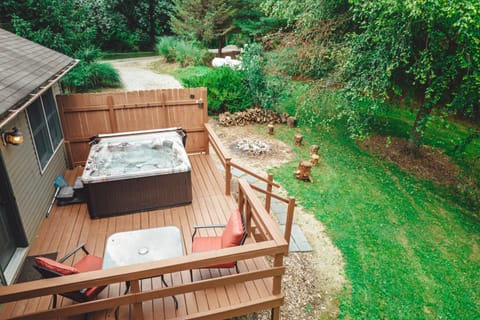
(405, 103, 434, 157)
(148, 0, 155, 49)
(218, 36, 223, 56)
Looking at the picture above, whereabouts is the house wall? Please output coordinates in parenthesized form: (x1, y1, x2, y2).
(0, 85, 67, 244)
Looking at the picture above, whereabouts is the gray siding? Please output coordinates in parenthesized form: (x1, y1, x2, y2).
(0, 108, 67, 244)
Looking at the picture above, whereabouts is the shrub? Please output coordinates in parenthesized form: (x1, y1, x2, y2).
(156, 36, 177, 62)
(156, 37, 212, 67)
(271, 45, 336, 80)
(61, 61, 121, 93)
(240, 42, 291, 110)
(181, 67, 252, 114)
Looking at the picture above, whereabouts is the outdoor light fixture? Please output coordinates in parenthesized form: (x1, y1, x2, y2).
(1, 127, 24, 146)
(197, 98, 204, 108)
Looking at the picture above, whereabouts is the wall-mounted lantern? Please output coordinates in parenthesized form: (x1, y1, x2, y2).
(1, 127, 24, 146)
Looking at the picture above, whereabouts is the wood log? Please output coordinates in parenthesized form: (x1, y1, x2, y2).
(294, 160, 313, 182)
(311, 145, 319, 155)
(217, 108, 283, 127)
(310, 154, 319, 166)
(294, 134, 303, 146)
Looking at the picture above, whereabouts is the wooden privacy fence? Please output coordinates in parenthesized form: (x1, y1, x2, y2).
(56, 88, 208, 168)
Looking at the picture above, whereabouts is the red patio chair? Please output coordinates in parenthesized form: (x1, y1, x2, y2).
(190, 208, 248, 281)
(33, 243, 106, 312)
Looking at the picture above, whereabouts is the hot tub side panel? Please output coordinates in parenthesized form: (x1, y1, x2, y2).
(85, 171, 192, 218)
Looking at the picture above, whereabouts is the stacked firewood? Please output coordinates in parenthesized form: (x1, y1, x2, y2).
(218, 108, 287, 126)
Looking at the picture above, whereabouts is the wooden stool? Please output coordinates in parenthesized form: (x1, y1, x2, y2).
(294, 160, 313, 182)
(267, 123, 274, 135)
(294, 134, 303, 146)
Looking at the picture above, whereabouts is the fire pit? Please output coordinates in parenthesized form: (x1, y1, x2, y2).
(231, 139, 271, 157)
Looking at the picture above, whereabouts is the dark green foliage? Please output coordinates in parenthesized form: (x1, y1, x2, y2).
(345, 0, 480, 150)
(107, 0, 174, 50)
(7, 0, 95, 57)
(171, 0, 238, 53)
(61, 62, 121, 93)
(233, 0, 288, 42)
(1, 0, 122, 92)
(270, 45, 336, 79)
(241, 42, 290, 110)
(180, 67, 252, 114)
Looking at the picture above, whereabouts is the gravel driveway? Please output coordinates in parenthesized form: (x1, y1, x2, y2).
(104, 56, 182, 91)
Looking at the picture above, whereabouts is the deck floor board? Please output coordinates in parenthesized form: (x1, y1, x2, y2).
(1, 154, 276, 320)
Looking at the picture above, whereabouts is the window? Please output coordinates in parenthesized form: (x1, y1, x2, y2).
(26, 88, 63, 171)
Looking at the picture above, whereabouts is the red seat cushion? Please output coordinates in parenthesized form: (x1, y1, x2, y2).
(34, 257, 79, 275)
(191, 236, 235, 268)
(74, 255, 103, 273)
(221, 208, 244, 248)
(192, 236, 222, 253)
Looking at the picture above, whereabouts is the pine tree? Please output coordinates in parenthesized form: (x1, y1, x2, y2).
(171, 0, 237, 54)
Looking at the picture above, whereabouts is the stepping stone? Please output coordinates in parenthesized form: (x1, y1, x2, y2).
(280, 225, 313, 252)
(274, 211, 287, 225)
(245, 175, 259, 184)
(270, 200, 287, 215)
(231, 168, 245, 178)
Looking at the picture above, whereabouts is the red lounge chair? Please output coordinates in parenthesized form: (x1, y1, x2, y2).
(33, 243, 106, 311)
(190, 208, 247, 281)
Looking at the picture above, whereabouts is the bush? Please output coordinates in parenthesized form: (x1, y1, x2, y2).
(295, 87, 346, 128)
(180, 67, 252, 114)
(271, 45, 336, 80)
(156, 36, 177, 62)
(61, 61, 121, 93)
(156, 37, 212, 67)
(240, 43, 291, 110)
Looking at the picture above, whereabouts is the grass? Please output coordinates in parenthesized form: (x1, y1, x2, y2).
(268, 120, 480, 319)
(101, 51, 157, 60)
(374, 106, 480, 163)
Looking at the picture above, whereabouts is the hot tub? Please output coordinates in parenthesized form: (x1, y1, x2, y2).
(81, 128, 192, 219)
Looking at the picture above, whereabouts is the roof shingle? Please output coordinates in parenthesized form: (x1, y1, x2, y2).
(0, 28, 74, 115)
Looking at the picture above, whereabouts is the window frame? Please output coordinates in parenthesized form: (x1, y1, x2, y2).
(26, 88, 64, 173)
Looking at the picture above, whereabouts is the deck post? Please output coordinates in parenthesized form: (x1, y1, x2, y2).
(225, 157, 232, 195)
(265, 174, 273, 213)
(130, 280, 144, 320)
(271, 253, 283, 320)
(271, 307, 281, 320)
(284, 197, 296, 253)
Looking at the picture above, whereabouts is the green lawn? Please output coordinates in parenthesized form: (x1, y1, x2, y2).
(267, 120, 479, 319)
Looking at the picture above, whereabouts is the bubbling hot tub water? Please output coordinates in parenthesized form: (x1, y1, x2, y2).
(86, 139, 182, 178)
(83, 131, 190, 183)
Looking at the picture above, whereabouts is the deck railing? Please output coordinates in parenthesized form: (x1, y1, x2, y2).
(0, 179, 288, 320)
(205, 123, 296, 247)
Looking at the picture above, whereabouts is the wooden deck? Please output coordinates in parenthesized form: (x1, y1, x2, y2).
(0, 153, 287, 319)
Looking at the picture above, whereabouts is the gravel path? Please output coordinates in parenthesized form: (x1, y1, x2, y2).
(104, 56, 182, 90)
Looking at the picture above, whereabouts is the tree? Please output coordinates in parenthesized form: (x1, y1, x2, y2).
(344, 0, 480, 155)
(2, 0, 96, 57)
(107, 0, 174, 50)
(170, 0, 238, 54)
